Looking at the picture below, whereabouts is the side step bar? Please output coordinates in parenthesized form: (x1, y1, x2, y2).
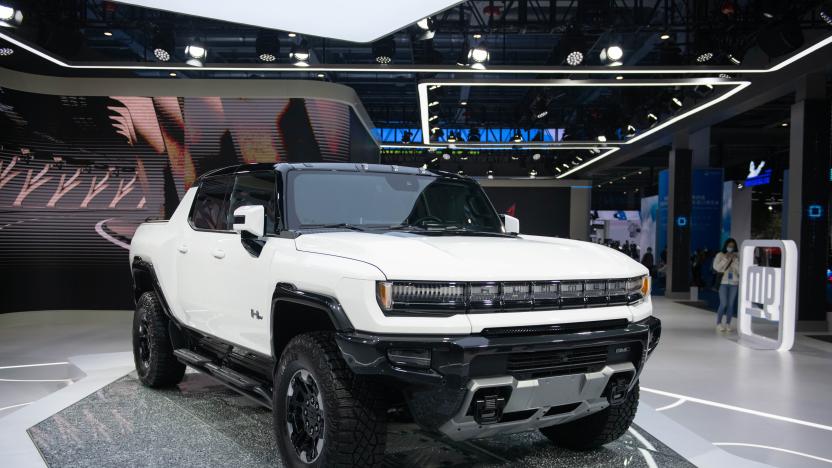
(173, 348, 273, 409)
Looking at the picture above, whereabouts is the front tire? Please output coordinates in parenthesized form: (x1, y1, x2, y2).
(274, 332, 387, 468)
(132, 291, 185, 388)
(539, 382, 639, 450)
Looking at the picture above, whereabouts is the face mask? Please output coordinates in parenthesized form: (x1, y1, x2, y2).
(726, 246, 735, 253)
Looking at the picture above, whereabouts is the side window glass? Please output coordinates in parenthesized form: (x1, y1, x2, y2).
(191, 176, 233, 230)
(229, 172, 278, 234)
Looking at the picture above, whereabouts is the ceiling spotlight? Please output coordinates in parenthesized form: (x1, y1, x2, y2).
(104, 31, 113, 36)
(781, 122, 789, 127)
(566, 51, 583, 66)
(185, 42, 207, 67)
(719, 73, 733, 79)
(442, 153, 451, 160)
(532, 153, 541, 161)
(447, 132, 457, 143)
(671, 97, 683, 107)
(287, 32, 297, 38)
(597, 135, 607, 142)
(0, 46, 12, 56)
(660, 32, 671, 40)
(615, 75, 623, 80)
(316, 73, 326, 78)
(428, 115, 439, 122)
(289, 40, 310, 66)
(727, 53, 743, 65)
(473, 33, 482, 39)
(416, 17, 433, 30)
(600, 45, 623, 65)
(428, 84, 441, 90)
(512, 131, 523, 143)
(576, 156, 583, 161)
(626, 124, 637, 137)
(696, 51, 714, 63)
(487, 169, 494, 179)
(647, 112, 658, 122)
(0, 4, 22, 28)
(460, 101, 467, 106)
(415, 17, 435, 40)
(372, 37, 396, 64)
(536, 111, 548, 119)
(468, 45, 490, 65)
(822, 3, 832, 26)
(256, 29, 280, 62)
(562, 163, 570, 169)
(555, 167, 562, 173)
(529, 169, 538, 179)
(428, 100, 439, 107)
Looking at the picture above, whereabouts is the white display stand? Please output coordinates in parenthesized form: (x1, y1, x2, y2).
(737, 240, 798, 351)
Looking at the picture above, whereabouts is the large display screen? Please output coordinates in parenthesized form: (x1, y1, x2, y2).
(0, 88, 378, 312)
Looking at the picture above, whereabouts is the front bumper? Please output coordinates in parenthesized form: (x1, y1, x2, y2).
(335, 316, 660, 438)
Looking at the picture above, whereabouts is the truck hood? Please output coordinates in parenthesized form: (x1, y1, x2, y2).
(294, 232, 647, 281)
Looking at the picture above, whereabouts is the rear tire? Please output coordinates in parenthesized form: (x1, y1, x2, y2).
(274, 332, 387, 468)
(132, 291, 185, 388)
(539, 382, 639, 450)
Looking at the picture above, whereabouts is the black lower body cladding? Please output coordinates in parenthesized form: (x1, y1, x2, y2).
(334, 317, 660, 431)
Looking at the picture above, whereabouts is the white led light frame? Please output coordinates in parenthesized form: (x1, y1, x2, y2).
(417, 78, 751, 178)
(1, 31, 831, 75)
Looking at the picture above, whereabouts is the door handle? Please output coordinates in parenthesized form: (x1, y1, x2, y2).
(211, 249, 226, 259)
(177, 244, 188, 254)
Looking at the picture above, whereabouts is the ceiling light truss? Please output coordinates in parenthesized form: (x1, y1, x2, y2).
(417, 79, 751, 178)
(1, 30, 831, 75)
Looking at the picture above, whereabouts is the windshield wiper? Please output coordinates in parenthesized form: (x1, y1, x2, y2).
(300, 223, 367, 232)
(385, 223, 427, 231)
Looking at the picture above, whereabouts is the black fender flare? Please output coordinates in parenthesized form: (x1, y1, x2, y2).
(270, 282, 355, 358)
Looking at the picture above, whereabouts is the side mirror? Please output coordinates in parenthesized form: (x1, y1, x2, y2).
(233, 205, 265, 238)
(500, 214, 520, 234)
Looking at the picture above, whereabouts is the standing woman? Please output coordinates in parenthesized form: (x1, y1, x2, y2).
(713, 238, 740, 332)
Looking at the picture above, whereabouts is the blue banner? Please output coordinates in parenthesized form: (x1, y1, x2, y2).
(691, 169, 723, 254)
(657, 170, 668, 262)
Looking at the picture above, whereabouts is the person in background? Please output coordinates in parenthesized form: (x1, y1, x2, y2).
(641, 247, 655, 277)
(713, 238, 740, 333)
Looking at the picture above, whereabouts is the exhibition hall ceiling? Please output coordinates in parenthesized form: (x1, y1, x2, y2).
(0, 0, 831, 179)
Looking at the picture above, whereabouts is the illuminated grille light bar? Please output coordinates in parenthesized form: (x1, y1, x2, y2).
(393, 282, 466, 305)
(377, 277, 648, 315)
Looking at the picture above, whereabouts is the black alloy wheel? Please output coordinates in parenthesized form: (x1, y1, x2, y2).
(286, 369, 326, 463)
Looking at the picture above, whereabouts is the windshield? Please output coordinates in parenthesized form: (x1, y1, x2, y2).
(287, 171, 503, 232)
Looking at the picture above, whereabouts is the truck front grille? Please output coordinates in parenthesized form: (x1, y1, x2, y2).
(505, 345, 609, 379)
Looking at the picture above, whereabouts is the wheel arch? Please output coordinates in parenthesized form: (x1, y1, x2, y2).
(270, 283, 354, 359)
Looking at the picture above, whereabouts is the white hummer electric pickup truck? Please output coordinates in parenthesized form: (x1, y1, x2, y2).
(129, 162, 660, 467)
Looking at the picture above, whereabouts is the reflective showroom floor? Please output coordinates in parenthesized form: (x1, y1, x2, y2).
(1, 298, 831, 467)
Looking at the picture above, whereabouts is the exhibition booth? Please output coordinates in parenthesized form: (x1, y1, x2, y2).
(1, 2, 831, 467)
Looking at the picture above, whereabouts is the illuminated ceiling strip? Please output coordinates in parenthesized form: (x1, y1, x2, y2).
(1, 31, 831, 75)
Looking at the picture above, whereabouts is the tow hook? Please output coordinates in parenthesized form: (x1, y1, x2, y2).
(607, 375, 631, 406)
(474, 393, 507, 424)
